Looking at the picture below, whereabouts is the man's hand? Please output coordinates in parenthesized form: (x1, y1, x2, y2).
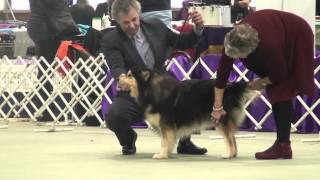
(238, 0, 250, 8)
(189, 10, 204, 31)
(117, 74, 130, 91)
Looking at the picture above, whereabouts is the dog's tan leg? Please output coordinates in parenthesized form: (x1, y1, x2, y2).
(231, 133, 238, 157)
(153, 129, 176, 159)
(217, 122, 237, 159)
(217, 125, 233, 159)
(227, 123, 238, 158)
(225, 126, 238, 158)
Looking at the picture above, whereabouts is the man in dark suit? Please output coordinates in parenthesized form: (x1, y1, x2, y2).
(101, 0, 207, 155)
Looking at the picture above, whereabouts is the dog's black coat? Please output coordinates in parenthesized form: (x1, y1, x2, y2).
(130, 68, 250, 130)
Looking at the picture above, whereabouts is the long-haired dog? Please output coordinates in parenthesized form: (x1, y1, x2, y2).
(119, 68, 257, 159)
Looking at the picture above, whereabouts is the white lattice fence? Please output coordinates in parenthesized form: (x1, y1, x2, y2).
(0, 54, 111, 127)
(0, 54, 319, 132)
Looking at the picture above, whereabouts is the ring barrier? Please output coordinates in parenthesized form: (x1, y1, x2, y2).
(0, 54, 319, 134)
(0, 54, 111, 129)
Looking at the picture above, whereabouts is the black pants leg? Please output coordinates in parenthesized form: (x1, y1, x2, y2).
(35, 39, 60, 63)
(34, 39, 60, 120)
(272, 99, 293, 142)
(105, 92, 144, 147)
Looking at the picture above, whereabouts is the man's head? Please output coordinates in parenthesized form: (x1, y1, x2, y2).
(224, 23, 259, 58)
(111, 0, 141, 37)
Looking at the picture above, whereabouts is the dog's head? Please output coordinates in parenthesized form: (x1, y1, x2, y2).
(118, 67, 153, 99)
(120, 67, 177, 110)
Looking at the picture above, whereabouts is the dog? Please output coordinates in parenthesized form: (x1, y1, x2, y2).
(119, 68, 257, 159)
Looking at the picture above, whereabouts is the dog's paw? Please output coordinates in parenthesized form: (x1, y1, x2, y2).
(221, 153, 237, 159)
(152, 153, 169, 159)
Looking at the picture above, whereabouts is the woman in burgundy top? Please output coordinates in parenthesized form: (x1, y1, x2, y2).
(212, 9, 315, 159)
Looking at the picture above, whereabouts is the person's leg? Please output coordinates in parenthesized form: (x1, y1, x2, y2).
(35, 38, 60, 64)
(274, 100, 293, 142)
(33, 39, 60, 121)
(105, 92, 144, 155)
(255, 99, 293, 159)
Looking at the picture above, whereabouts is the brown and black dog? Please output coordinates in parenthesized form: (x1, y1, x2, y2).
(119, 68, 257, 159)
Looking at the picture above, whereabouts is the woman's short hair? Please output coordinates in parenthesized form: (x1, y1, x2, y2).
(111, 0, 141, 21)
(224, 23, 260, 58)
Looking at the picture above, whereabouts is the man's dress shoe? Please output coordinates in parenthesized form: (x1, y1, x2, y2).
(177, 139, 207, 155)
(122, 131, 137, 155)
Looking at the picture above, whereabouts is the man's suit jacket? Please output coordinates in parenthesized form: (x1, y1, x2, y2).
(101, 18, 200, 79)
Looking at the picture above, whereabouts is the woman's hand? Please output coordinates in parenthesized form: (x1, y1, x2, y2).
(211, 107, 226, 124)
(212, 87, 226, 124)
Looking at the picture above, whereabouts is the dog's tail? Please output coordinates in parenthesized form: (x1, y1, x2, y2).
(221, 82, 259, 127)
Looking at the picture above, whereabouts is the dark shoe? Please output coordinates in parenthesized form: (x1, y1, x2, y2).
(177, 139, 207, 155)
(122, 131, 137, 155)
(255, 140, 292, 160)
